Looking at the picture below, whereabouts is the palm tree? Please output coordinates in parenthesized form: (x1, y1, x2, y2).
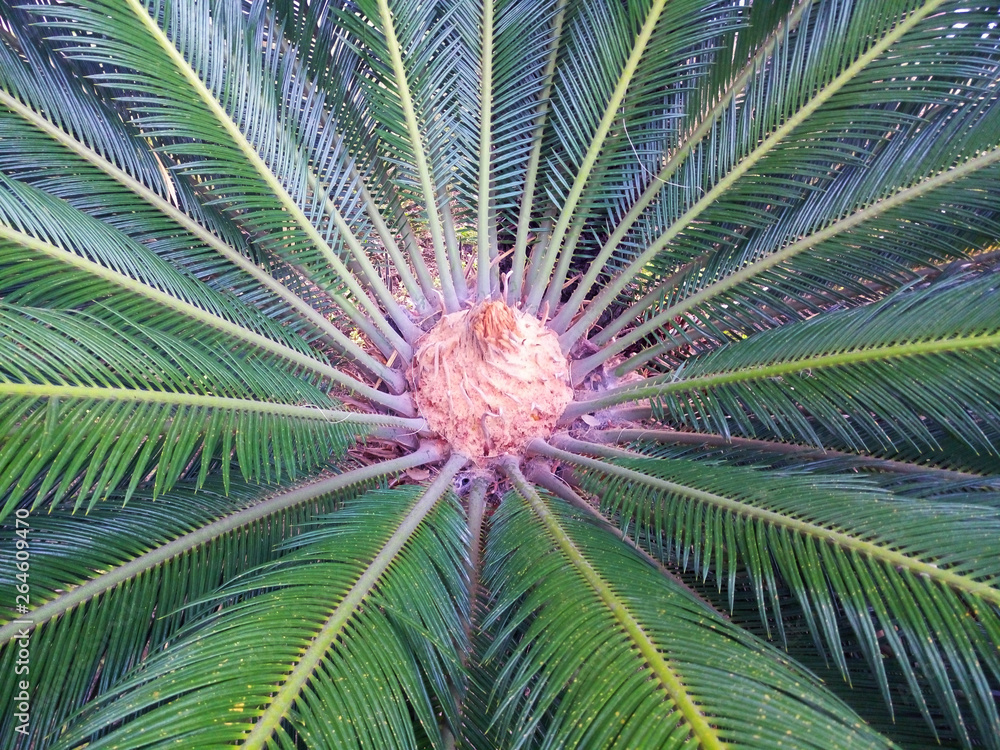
(1, 0, 999, 747)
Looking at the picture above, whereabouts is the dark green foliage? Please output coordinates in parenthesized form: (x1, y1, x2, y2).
(1, 1, 999, 748)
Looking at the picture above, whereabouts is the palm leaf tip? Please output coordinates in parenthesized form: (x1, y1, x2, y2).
(3, 0, 1000, 748)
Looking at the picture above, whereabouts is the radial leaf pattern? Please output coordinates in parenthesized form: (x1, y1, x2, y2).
(1, 1, 999, 748)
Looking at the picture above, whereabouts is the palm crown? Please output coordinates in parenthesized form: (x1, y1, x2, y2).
(1, 0, 1000, 748)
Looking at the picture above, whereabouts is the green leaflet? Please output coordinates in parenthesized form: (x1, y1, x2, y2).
(557, 445, 1000, 747)
(570, 274, 1000, 456)
(478, 476, 894, 749)
(0, 305, 394, 511)
(47, 477, 468, 750)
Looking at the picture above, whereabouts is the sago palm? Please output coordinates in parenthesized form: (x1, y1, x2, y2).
(1, 0, 999, 747)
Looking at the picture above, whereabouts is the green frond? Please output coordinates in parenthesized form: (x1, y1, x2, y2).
(0, 172, 410, 412)
(549, 0, 807, 332)
(0, 448, 444, 747)
(29, 0, 417, 351)
(0, 480, 272, 747)
(0, 281, 419, 511)
(0, 24, 401, 381)
(539, 438, 1000, 747)
(586, 428, 1000, 504)
(272, 1, 443, 311)
(507, 0, 566, 300)
(45, 467, 468, 750)
(334, 0, 476, 307)
(524, 0, 669, 310)
(538, 0, 749, 309)
(489, 0, 560, 217)
(688, 562, 967, 748)
(0, 174, 315, 360)
(476, 465, 894, 749)
(570, 275, 1000, 456)
(563, 1, 1000, 354)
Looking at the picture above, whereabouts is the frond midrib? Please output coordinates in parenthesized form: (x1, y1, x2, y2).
(0, 88, 400, 385)
(119, 0, 411, 356)
(536, 438, 1000, 608)
(374, 0, 463, 310)
(502, 457, 726, 750)
(618, 330, 998, 401)
(566, 324, 1000, 418)
(0, 447, 443, 647)
(0, 223, 411, 412)
(0, 382, 426, 429)
(477, 0, 495, 299)
(241, 452, 468, 749)
(562, 0, 954, 351)
(585, 427, 995, 480)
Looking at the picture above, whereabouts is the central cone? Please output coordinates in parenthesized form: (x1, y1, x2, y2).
(411, 300, 572, 462)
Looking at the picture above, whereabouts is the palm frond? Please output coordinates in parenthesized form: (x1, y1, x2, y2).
(0, 448, 443, 747)
(538, 437, 1000, 747)
(0, 172, 410, 409)
(523, 0, 670, 311)
(0, 171, 425, 509)
(0, 23, 400, 382)
(0, 302, 422, 510)
(45, 458, 467, 749)
(562, 1, 1000, 355)
(477, 461, 894, 749)
(2, 1, 999, 747)
(585, 428, 1000, 505)
(334, 0, 477, 308)
(685, 562, 968, 748)
(272, 0, 443, 312)
(570, 274, 1000, 456)
(548, 0, 808, 332)
(538, 0, 749, 310)
(29, 0, 417, 351)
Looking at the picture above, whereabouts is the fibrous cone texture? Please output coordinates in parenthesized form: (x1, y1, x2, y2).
(411, 300, 572, 462)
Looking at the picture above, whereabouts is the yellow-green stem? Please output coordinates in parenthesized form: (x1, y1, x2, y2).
(560, 0, 950, 352)
(502, 457, 726, 750)
(536, 437, 1000, 607)
(0, 447, 444, 646)
(242, 453, 468, 749)
(0, 224, 412, 413)
(566, 330, 1000, 418)
(524, 0, 670, 313)
(123, 0, 410, 356)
